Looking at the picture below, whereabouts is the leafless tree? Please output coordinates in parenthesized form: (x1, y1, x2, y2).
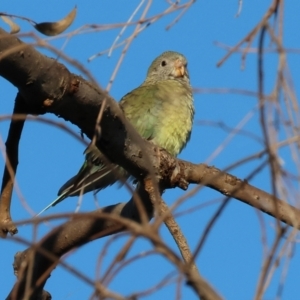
(1, 0, 299, 299)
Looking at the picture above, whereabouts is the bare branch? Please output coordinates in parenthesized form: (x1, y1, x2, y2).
(0, 94, 27, 236)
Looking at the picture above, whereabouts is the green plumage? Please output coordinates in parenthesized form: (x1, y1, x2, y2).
(37, 51, 194, 215)
(121, 80, 193, 156)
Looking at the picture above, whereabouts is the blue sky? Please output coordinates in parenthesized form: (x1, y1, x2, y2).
(1, 1, 300, 299)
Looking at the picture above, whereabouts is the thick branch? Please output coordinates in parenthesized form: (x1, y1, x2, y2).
(7, 189, 153, 300)
(0, 28, 158, 182)
(7, 185, 221, 300)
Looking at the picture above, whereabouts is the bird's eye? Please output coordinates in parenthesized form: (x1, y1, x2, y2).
(161, 60, 167, 67)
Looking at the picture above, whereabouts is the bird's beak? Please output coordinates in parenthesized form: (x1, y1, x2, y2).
(173, 59, 186, 78)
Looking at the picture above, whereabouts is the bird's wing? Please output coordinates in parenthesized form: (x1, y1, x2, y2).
(120, 84, 162, 141)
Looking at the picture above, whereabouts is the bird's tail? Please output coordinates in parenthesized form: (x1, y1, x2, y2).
(36, 192, 68, 216)
(36, 144, 128, 216)
(36, 165, 126, 216)
(57, 144, 122, 197)
(58, 164, 119, 197)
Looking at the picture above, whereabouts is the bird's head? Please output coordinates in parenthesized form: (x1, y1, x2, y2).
(145, 51, 189, 83)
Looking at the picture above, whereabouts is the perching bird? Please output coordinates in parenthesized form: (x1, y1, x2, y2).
(37, 51, 194, 215)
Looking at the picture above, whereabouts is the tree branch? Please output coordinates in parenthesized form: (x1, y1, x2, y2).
(6, 157, 300, 299)
(0, 93, 27, 236)
(184, 162, 300, 229)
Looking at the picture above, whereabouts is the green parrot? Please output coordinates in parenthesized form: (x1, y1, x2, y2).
(37, 51, 194, 215)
